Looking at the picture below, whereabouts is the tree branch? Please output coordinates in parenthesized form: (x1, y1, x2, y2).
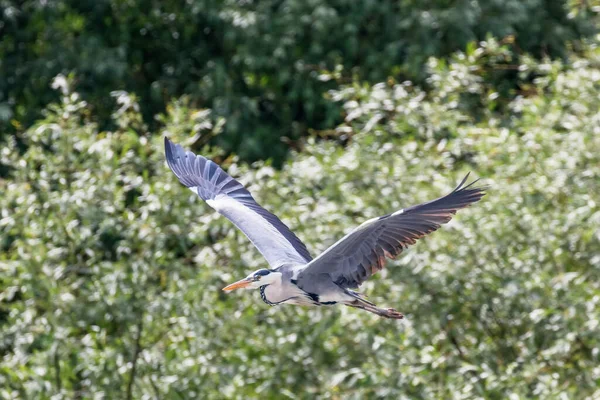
(126, 318, 144, 400)
(54, 346, 62, 392)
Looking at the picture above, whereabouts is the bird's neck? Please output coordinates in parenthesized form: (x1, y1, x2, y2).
(260, 273, 310, 306)
(259, 272, 289, 306)
(259, 285, 278, 306)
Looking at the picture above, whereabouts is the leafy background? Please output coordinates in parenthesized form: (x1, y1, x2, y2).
(1, 1, 600, 399)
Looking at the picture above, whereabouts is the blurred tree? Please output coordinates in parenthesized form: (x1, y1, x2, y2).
(1, 0, 598, 163)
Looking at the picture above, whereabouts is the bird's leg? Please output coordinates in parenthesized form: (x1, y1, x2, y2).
(346, 300, 404, 319)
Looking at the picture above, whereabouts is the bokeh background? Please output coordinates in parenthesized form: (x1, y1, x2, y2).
(1, 1, 600, 398)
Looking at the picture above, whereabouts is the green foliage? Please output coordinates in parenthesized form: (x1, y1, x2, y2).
(2, 0, 598, 162)
(1, 40, 599, 398)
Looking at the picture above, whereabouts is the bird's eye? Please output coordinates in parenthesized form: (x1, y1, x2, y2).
(253, 269, 271, 279)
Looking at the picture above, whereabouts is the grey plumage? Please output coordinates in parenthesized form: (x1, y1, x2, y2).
(165, 138, 312, 267)
(165, 138, 486, 319)
(297, 174, 485, 289)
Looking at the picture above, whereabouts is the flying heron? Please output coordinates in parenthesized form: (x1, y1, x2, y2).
(164, 138, 485, 319)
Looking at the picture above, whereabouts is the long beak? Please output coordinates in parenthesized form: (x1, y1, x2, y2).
(222, 278, 252, 292)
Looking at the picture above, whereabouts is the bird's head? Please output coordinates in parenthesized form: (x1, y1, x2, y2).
(222, 269, 281, 292)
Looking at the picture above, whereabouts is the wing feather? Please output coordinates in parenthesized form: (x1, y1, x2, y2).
(297, 174, 485, 288)
(165, 138, 312, 267)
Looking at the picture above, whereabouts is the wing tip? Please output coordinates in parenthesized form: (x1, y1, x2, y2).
(164, 137, 202, 188)
(164, 136, 180, 169)
(454, 172, 488, 195)
(453, 172, 471, 191)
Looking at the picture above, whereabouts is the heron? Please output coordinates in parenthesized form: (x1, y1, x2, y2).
(164, 138, 485, 319)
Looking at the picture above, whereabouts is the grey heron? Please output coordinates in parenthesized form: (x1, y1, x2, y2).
(165, 138, 485, 319)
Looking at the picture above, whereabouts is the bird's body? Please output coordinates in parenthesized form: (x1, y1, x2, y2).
(260, 266, 355, 307)
(164, 138, 485, 319)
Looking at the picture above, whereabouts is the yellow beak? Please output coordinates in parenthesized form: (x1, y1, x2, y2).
(222, 278, 252, 292)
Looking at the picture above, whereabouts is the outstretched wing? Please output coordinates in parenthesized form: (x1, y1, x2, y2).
(297, 174, 485, 288)
(164, 138, 312, 267)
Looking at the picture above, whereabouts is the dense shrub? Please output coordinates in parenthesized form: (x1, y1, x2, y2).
(1, 41, 599, 398)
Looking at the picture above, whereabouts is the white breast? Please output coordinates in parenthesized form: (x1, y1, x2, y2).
(262, 283, 316, 306)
